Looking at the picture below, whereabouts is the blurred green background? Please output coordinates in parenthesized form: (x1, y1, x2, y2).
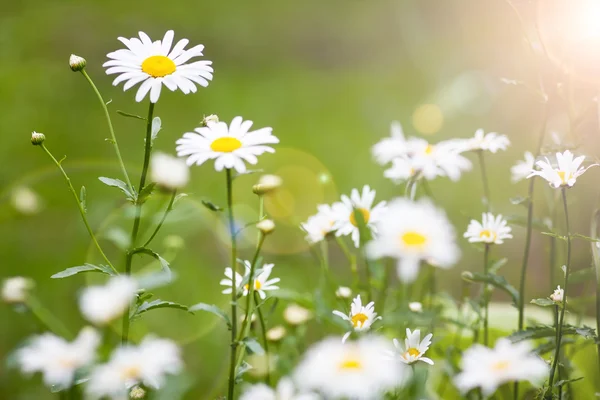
(2, 0, 600, 398)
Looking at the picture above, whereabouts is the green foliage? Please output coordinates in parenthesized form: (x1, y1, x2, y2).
(188, 303, 232, 329)
(130, 299, 190, 320)
(51, 263, 116, 278)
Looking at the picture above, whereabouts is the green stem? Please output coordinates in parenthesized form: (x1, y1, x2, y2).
(226, 168, 238, 400)
(254, 291, 270, 385)
(80, 69, 133, 191)
(237, 234, 267, 343)
(142, 190, 177, 247)
(27, 295, 72, 338)
(483, 244, 490, 346)
(39, 144, 116, 273)
(335, 236, 358, 289)
(477, 151, 491, 212)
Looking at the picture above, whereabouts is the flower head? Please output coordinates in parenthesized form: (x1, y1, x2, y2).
(104, 30, 213, 103)
(31, 131, 45, 145)
(462, 129, 510, 153)
(301, 204, 336, 244)
(550, 285, 564, 302)
(527, 150, 597, 188)
(335, 286, 353, 299)
(406, 138, 472, 182)
(284, 304, 313, 325)
(220, 261, 280, 299)
(511, 151, 535, 183)
(367, 198, 460, 282)
(266, 326, 287, 342)
(176, 116, 278, 173)
(241, 377, 319, 400)
(150, 152, 189, 191)
(2, 277, 34, 303)
(408, 302, 423, 313)
(257, 219, 276, 235)
(372, 121, 409, 165)
(393, 328, 434, 365)
(69, 54, 86, 71)
(454, 339, 548, 396)
(333, 295, 381, 342)
(253, 174, 283, 195)
(464, 213, 513, 245)
(79, 276, 137, 325)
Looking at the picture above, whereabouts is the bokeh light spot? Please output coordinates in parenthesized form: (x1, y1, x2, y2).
(412, 103, 443, 135)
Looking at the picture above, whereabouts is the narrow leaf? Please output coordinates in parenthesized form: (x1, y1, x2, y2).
(541, 231, 567, 241)
(201, 200, 222, 212)
(188, 302, 231, 328)
(98, 177, 134, 200)
(530, 298, 556, 307)
(116, 110, 146, 120)
(137, 183, 156, 204)
(174, 193, 188, 205)
(242, 337, 265, 355)
(151, 117, 162, 143)
(554, 377, 584, 388)
(51, 264, 116, 279)
(462, 272, 520, 306)
(131, 299, 189, 319)
(235, 361, 252, 383)
(571, 233, 600, 242)
(80, 186, 87, 213)
(510, 196, 529, 206)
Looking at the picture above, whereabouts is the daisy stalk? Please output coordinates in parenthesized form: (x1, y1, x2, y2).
(225, 168, 239, 400)
(142, 190, 177, 247)
(476, 150, 491, 212)
(482, 243, 490, 346)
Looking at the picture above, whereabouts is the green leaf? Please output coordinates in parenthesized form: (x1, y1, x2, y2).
(462, 272, 519, 306)
(530, 298, 556, 307)
(235, 361, 252, 383)
(541, 231, 567, 241)
(134, 248, 172, 277)
(510, 196, 529, 207)
(173, 193, 188, 205)
(80, 186, 87, 213)
(489, 258, 508, 274)
(137, 183, 156, 204)
(201, 200, 222, 212)
(51, 263, 116, 278)
(151, 117, 162, 143)
(131, 299, 189, 319)
(98, 177, 134, 200)
(509, 325, 597, 342)
(571, 233, 600, 242)
(116, 110, 146, 120)
(242, 337, 265, 355)
(188, 302, 232, 329)
(554, 377, 584, 388)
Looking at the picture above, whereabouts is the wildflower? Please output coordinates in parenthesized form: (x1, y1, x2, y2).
(461, 129, 510, 153)
(527, 150, 597, 188)
(408, 302, 423, 313)
(104, 30, 213, 103)
(87, 336, 182, 399)
(407, 138, 472, 181)
(284, 304, 312, 325)
(220, 261, 280, 299)
(464, 213, 513, 245)
(550, 285, 564, 303)
(69, 54, 86, 71)
(367, 198, 460, 282)
(332, 295, 381, 342)
(383, 156, 417, 183)
(2, 277, 34, 303)
(201, 114, 219, 127)
(79, 276, 137, 325)
(176, 116, 278, 173)
(150, 153, 189, 191)
(17, 327, 100, 388)
(393, 329, 434, 365)
(241, 377, 319, 400)
(372, 121, 410, 165)
(266, 326, 287, 342)
(253, 174, 283, 195)
(335, 286, 352, 299)
(294, 336, 407, 399)
(31, 131, 45, 145)
(301, 204, 336, 244)
(257, 219, 276, 235)
(454, 339, 548, 395)
(511, 151, 535, 183)
(331, 185, 387, 247)
(11, 187, 42, 215)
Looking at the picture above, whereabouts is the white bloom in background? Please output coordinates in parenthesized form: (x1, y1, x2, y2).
(527, 150, 597, 188)
(2, 277, 34, 303)
(103, 30, 213, 103)
(367, 198, 460, 282)
(301, 204, 336, 244)
(333, 295, 381, 342)
(511, 151, 535, 183)
(409, 138, 472, 182)
(246, 353, 277, 379)
(150, 152, 189, 190)
(176, 116, 278, 173)
(294, 336, 407, 399)
(408, 302, 423, 313)
(464, 213, 513, 245)
(17, 327, 100, 388)
(11, 186, 42, 215)
(454, 339, 548, 396)
(266, 326, 287, 342)
(335, 286, 352, 299)
(372, 121, 410, 165)
(383, 157, 416, 183)
(462, 129, 510, 153)
(87, 336, 182, 399)
(284, 304, 312, 325)
(220, 261, 280, 299)
(550, 285, 564, 302)
(241, 377, 319, 400)
(331, 185, 387, 247)
(79, 276, 137, 325)
(257, 219, 276, 235)
(393, 329, 434, 365)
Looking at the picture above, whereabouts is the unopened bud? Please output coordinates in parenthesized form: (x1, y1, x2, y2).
(257, 219, 275, 235)
(266, 325, 286, 342)
(201, 114, 219, 127)
(335, 286, 352, 299)
(69, 54, 87, 72)
(461, 271, 474, 282)
(408, 301, 423, 313)
(253, 174, 283, 195)
(2, 277, 34, 304)
(31, 131, 45, 145)
(129, 386, 146, 399)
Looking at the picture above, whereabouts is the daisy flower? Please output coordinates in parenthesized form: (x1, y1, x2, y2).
(2, 276, 34, 303)
(527, 150, 597, 188)
(550, 285, 564, 303)
(301, 204, 336, 244)
(150, 152, 189, 191)
(461, 129, 510, 153)
(335, 286, 352, 299)
(284, 304, 312, 325)
(464, 213, 513, 245)
(511, 151, 535, 183)
(220, 261, 280, 299)
(293, 336, 408, 399)
(331, 185, 387, 247)
(372, 121, 410, 165)
(17, 327, 100, 388)
(240, 377, 319, 400)
(104, 30, 213, 103)
(453, 339, 548, 396)
(408, 138, 472, 182)
(408, 302, 423, 313)
(393, 328, 434, 365)
(79, 276, 137, 326)
(383, 156, 417, 183)
(176, 116, 278, 173)
(87, 336, 182, 399)
(332, 295, 381, 343)
(366, 198, 460, 282)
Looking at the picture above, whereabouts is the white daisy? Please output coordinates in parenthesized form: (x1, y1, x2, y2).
(366, 198, 460, 282)
(301, 204, 336, 244)
(103, 30, 213, 103)
(240, 377, 319, 400)
(2, 276, 34, 303)
(87, 336, 182, 399)
(335, 286, 353, 299)
(284, 304, 312, 325)
(408, 138, 472, 182)
(393, 328, 434, 365)
(511, 151, 536, 183)
(372, 121, 410, 165)
(79, 276, 137, 325)
(408, 302, 423, 313)
(463, 213, 513, 245)
(220, 261, 280, 299)
(527, 150, 597, 188)
(550, 285, 564, 303)
(17, 327, 100, 388)
(176, 116, 278, 173)
(383, 156, 417, 183)
(454, 339, 548, 396)
(331, 185, 387, 248)
(293, 336, 408, 399)
(332, 295, 381, 343)
(150, 152, 189, 190)
(461, 129, 510, 153)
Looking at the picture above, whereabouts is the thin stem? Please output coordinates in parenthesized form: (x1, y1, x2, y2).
(226, 168, 238, 400)
(80, 69, 133, 191)
(39, 144, 116, 273)
(142, 190, 177, 247)
(477, 151, 491, 212)
(254, 291, 271, 385)
(238, 234, 267, 343)
(548, 188, 571, 389)
(483, 244, 490, 346)
(27, 295, 72, 338)
(335, 236, 358, 288)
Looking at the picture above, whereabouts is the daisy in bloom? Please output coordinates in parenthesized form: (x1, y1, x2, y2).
(550, 285, 564, 302)
(461, 129, 510, 153)
(331, 185, 387, 247)
(372, 121, 410, 165)
(220, 261, 280, 299)
(510, 151, 535, 183)
(393, 328, 434, 365)
(367, 198, 460, 282)
(294, 336, 407, 399)
(383, 156, 416, 183)
(332, 295, 381, 343)
(86, 336, 182, 399)
(407, 138, 472, 182)
(104, 30, 213, 103)
(335, 286, 352, 299)
(454, 339, 548, 396)
(79, 276, 137, 325)
(2, 276, 34, 303)
(463, 213, 513, 245)
(17, 327, 100, 388)
(301, 204, 336, 244)
(527, 150, 597, 188)
(150, 152, 189, 191)
(176, 116, 278, 173)
(241, 377, 319, 400)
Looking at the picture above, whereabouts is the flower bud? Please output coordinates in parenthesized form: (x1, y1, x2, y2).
(129, 386, 146, 399)
(253, 174, 283, 195)
(284, 304, 312, 325)
(2, 277, 34, 304)
(461, 271, 474, 281)
(335, 286, 352, 299)
(69, 54, 87, 71)
(266, 325, 286, 342)
(408, 301, 423, 313)
(257, 219, 275, 235)
(201, 114, 219, 127)
(550, 285, 564, 303)
(31, 131, 45, 145)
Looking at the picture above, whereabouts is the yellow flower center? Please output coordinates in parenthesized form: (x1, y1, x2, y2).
(210, 137, 242, 153)
(351, 312, 369, 328)
(492, 360, 510, 371)
(141, 55, 177, 78)
(244, 280, 262, 291)
(339, 358, 362, 370)
(404, 347, 420, 358)
(121, 365, 141, 380)
(479, 229, 496, 241)
(401, 231, 427, 246)
(557, 171, 570, 184)
(349, 208, 370, 227)
(425, 144, 434, 155)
